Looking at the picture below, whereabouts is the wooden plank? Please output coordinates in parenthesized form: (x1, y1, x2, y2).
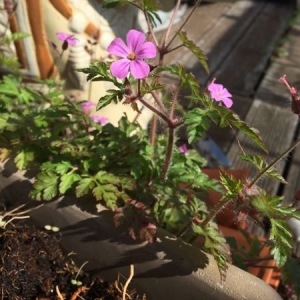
(275, 15, 300, 68)
(255, 61, 300, 108)
(178, 0, 265, 83)
(227, 100, 298, 194)
(164, 2, 233, 65)
(267, 16, 300, 204)
(213, 2, 294, 97)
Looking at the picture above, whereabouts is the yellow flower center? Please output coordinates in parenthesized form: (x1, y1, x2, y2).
(127, 52, 136, 60)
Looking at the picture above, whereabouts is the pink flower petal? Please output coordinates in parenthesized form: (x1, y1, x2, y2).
(91, 115, 109, 125)
(222, 98, 233, 108)
(56, 32, 77, 45)
(107, 30, 156, 80)
(179, 144, 188, 154)
(126, 29, 145, 52)
(110, 59, 130, 79)
(130, 60, 150, 79)
(81, 100, 95, 114)
(107, 38, 129, 57)
(56, 32, 71, 41)
(208, 81, 233, 108)
(220, 88, 232, 98)
(136, 41, 157, 59)
(208, 83, 221, 93)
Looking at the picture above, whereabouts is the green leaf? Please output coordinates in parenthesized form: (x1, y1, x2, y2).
(214, 106, 268, 152)
(269, 219, 293, 267)
(96, 89, 124, 110)
(32, 171, 59, 200)
(252, 193, 297, 220)
(77, 62, 122, 88)
(2, 32, 30, 44)
(102, 0, 121, 8)
(240, 154, 286, 184)
(219, 168, 243, 197)
(76, 178, 95, 198)
(193, 222, 231, 279)
(55, 161, 73, 175)
(178, 31, 209, 73)
(184, 108, 212, 143)
(59, 172, 81, 194)
(156, 64, 200, 98)
(14, 150, 34, 170)
(92, 184, 118, 209)
(0, 56, 19, 70)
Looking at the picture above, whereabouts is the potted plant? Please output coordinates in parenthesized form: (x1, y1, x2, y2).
(1, 0, 299, 298)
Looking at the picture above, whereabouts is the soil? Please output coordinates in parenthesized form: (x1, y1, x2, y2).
(0, 219, 145, 300)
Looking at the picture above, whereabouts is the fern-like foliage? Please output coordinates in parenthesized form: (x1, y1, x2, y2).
(178, 31, 209, 74)
(252, 193, 300, 267)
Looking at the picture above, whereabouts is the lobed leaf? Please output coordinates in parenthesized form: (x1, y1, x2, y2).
(32, 171, 59, 201)
(270, 219, 293, 267)
(240, 154, 286, 184)
(2, 32, 30, 44)
(193, 222, 231, 280)
(92, 184, 118, 209)
(14, 150, 34, 170)
(96, 89, 124, 110)
(219, 168, 243, 197)
(214, 106, 268, 152)
(77, 62, 122, 88)
(184, 108, 212, 144)
(252, 193, 297, 220)
(59, 172, 81, 194)
(156, 64, 200, 98)
(76, 177, 96, 198)
(178, 31, 209, 74)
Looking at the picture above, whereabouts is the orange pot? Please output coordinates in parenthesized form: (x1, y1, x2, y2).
(219, 225, 281, 289)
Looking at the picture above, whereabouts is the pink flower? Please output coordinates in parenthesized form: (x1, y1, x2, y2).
(279, 74, 300, 115)
(179, 144, 188, 154)
(208, 81, 233, 108)
(91, 115, 109, 126)
(81, 100, 95, 114)
(56, 32, 78, 46)
(107, 29, 156, 79)
(279, 74, 298, 95)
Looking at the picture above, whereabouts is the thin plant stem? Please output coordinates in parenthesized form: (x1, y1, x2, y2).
(169, 80, 181, 120)
(161, 0, 182, 48)
(202, 138, 300, 227)
(145, 12, 159, 47)
(167, 43, 185, 54)
(151, 90, 168, 115)
(150, 114, 158, 146)
(166, 0, 203, 50)
(248, 137, 300, 188)
(201, 196, 234, 228)
(161, 127, 175, 181)
(138, 96, 172, 127)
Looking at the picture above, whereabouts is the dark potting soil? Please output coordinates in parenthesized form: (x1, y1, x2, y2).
(0, 219, 144, 300)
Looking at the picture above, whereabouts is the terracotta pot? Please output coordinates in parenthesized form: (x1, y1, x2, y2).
(219, 225, 281, 289)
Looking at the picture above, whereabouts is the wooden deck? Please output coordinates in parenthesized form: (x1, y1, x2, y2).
(168, 1, 300, 204)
